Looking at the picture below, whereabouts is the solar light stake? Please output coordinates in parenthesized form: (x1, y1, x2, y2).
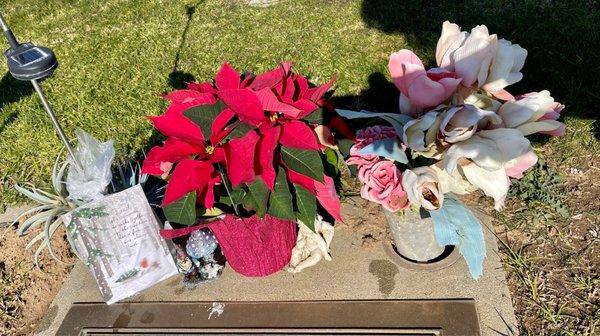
(1, 12, 83, 171)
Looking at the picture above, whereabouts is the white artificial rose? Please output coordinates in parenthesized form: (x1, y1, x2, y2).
(442, 128, 536, 210)
(401, 167, 444, 211)
(497, 90, 565, 136)
(435, 21, 528, 93)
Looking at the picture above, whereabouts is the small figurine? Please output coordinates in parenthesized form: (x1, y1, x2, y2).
(287, 215, 334, 273)
(174, 229, 225, 289)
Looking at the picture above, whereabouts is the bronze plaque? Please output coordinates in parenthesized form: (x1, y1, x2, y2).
(57, 300, 480, 335)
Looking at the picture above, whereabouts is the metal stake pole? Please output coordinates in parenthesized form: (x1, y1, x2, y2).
(30, 80, 83, 171)
(0, 13, 19, 49)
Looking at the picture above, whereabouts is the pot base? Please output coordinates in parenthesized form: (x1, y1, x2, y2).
(383, 242, 461, 271)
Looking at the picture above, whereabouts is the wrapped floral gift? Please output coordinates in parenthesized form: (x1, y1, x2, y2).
(62, 185, 178, 304)
(339, 21, 565, 279)
(143, 61, 349, 276)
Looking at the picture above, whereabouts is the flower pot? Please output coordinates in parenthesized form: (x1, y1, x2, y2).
(382, 208, 445, 262)
(206, 214, 297, 277)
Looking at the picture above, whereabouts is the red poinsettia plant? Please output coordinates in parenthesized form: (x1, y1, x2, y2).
(142, 62, 348, 230)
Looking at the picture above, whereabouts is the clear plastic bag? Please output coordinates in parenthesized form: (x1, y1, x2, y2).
(66, 129, 115, 202)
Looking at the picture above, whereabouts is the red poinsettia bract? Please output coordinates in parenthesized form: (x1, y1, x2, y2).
(142, 61, 344, 222)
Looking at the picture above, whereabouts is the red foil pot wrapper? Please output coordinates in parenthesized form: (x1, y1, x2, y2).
(207, 214, 297, 277)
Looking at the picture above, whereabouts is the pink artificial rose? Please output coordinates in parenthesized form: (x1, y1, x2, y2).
(346, 126, 397, 169)
(389, 49, 461, 117)
(359, 161, 409, 212)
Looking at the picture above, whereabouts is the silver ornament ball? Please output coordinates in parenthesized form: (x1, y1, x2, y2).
(186, 229, 218, 259)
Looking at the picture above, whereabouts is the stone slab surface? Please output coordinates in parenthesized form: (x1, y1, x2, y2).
(38, 206, 517, 335)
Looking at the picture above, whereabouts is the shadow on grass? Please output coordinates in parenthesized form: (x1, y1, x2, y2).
(0, 72, 34, 133)
(146, 2, 207, 152)
(168, 2, 205, 90)
(361, 0, 599, 135)
(331, 72, 398, 112)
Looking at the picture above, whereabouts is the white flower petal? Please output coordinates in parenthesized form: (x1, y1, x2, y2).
(430, 164, 475, 195)
(453, 25, 498, 87)
(436, 21, 468, 69)
(459, 163, 509, 210)
(516, 120, 564, 136)
(403, 111, 438, 151)
(401, 169, 421, 207)
(483, 39, 527, 92)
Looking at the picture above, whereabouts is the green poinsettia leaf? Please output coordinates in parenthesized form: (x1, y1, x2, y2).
(226, 122, 253, 140)
(323, 147, 340, 176)
(336, 138, 354, 158)
(242, 178, 270, 217)
(281, 146, 324, 182)
(183, 100, 227, 139)
(163, 192, 197, 225)
(293, 183, 317, 232)
(267, 168, 295, 220)
(218, 187, 245, 206)
(302, 108, 324, 124)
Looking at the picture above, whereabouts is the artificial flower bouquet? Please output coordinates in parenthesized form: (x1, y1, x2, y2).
(339, 21, 565, 278)
(142, 61, 347, 277)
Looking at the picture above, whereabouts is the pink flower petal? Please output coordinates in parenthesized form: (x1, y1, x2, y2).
(257, 125, 282, 190)
(407, 76, 447, 108)
(314, 125, 337, 149)
(164, 90, 216, 105)
(215, 62, 241, 91)
(142, 138, 202, 176)
(490, 89, 515, 101)
(224, 130, 260, 186)
(505, 150, 538, 179)
(279, 120, 319, 150)
(388, 49, 426, 94)
(540, 123, 566, 137)
(163, 159, 213, 206)
(210, 108, 236, 145)
(254, 87, 302, 117)
(218, 89, 267, 126)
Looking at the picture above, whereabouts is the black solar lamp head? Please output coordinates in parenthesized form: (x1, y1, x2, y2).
(1, 13, 58, 81)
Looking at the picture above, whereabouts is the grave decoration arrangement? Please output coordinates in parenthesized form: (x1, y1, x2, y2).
(142, 61, 348, 278)
(11, 20, 566, 303)
(339, 21, 565, 279)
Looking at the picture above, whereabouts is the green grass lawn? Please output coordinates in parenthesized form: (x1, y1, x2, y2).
(0, 2, 598, 332)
